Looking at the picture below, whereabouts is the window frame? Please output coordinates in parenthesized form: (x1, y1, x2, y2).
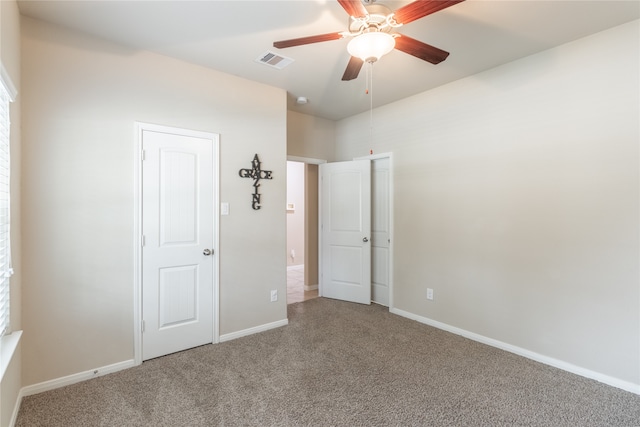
(0, 64, 16, 339)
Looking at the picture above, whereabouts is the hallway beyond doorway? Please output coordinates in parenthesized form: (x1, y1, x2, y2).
(287, 265, 318, 304)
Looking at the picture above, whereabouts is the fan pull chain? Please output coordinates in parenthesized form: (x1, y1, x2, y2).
(365, 60, 370, 95)
(369, 62, 374, 150)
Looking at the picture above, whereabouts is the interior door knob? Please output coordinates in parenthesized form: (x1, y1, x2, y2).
(203, 249, 212, 256)
(363, 237, 369, 243)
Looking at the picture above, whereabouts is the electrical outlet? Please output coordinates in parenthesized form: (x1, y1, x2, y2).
(427, 288, 434, 301)
(270, 290, 278, 302)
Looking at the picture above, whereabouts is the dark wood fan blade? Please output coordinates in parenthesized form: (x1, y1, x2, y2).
(394, 34, 450, 64)
(394, 0, 465, 25)
(342, 56, 365, 81)
(338, 0, 369, 18)
(274, 32, 344, 49)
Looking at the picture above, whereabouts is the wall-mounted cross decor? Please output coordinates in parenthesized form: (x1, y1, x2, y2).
(239, 154, 273, 210)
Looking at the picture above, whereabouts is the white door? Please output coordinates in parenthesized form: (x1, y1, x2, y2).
(320, 160, 371, 304)
(142, 127, 217, 360)
(371, 158, 390, 306)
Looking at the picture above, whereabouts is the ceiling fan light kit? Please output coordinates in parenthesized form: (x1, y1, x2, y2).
(273, 0, 466, 81)
(347, 31, 396, 63)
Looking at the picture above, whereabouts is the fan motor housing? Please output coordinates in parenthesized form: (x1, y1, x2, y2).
(348, 4, 396, 34)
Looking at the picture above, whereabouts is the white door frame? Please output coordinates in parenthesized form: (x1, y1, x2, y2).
(286, 155, 326, 299)
(354, 152, 394, 310)
(133, 122, 220, 365)
(287, 155, 327, 166)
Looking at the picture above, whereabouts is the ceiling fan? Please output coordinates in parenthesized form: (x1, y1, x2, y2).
(273, 0, 465, 81)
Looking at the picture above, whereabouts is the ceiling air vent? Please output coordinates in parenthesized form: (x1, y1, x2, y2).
(256, 51, 294, 70)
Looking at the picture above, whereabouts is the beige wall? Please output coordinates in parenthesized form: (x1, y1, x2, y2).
(0, 1, 22, 426)
(336, 21, 639, 387)
(21, 17, 287, 387)
(304, 164, 319, 287)
(287, 110, 336, 162)
(286, 161, 305, 267)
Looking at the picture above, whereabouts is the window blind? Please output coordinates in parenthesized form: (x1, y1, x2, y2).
(0, 79, 12, 338)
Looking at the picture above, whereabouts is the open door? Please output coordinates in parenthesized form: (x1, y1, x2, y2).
(320, 160, 371, 304)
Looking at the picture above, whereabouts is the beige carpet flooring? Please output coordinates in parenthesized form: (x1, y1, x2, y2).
(16, 298, 640, 426)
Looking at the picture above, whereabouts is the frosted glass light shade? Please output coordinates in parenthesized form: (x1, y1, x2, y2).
(347, 32, 395, 63)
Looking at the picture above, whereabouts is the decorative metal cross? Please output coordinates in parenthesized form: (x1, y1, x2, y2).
(238, 154, 273, 210)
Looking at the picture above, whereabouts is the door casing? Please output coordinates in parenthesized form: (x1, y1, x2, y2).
(370, 156, 392, 307)
(355, 153, 394, 309)
(133, 122, 220, 365)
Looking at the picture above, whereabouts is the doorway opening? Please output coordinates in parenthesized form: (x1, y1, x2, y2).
(286, 154, 392, 308)
(286, 160, 320, 304)
(318, 154, 393, 308)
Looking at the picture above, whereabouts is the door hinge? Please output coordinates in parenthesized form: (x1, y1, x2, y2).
(141, 150, 146, 161)
(141, 235, 145, 247)
(141, 320, 145, 333)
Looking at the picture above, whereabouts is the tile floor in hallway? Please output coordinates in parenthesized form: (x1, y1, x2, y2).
(287, 265, 319, 304)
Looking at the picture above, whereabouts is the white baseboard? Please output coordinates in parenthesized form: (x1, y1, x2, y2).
(219, 318, 288, 343)
(390, 307, 640, 395)
(20, 359, 137, 398)
(304, 284, 318, 291)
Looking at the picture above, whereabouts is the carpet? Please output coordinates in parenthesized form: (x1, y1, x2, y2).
(16, 298, 640, 426)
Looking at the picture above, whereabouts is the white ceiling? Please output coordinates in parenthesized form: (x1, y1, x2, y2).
(17, 0, 640, 120)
